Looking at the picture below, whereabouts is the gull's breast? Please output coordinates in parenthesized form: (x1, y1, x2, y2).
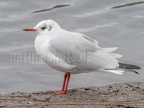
(34, 36, 75, 73)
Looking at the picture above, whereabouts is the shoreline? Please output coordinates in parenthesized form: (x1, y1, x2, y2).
(0, 82, 144, 108)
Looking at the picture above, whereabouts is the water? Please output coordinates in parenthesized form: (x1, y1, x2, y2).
(0, 0, 144, 93)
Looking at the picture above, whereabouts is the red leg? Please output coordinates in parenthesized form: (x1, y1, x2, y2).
(52, 72, 71, 95)
(65, 72, 71, 91)
(61, 73, 67, 91)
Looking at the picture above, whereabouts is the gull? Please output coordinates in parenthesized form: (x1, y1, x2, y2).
(23, 19, 141, 94)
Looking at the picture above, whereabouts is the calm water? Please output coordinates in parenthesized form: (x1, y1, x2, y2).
(0, 0, 144, 93)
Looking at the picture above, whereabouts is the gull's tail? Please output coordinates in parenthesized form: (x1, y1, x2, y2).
(99, 47, 141, 75)
(118, 62, 141, 74)
(102, 62, 141, 75)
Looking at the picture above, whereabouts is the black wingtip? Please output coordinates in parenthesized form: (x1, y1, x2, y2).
(119, 62, 141, 69)
(133, 70, 139, 74)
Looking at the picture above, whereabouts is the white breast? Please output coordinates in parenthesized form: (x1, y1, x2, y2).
(34, 35, 75, 73)
(34, 35, 53, 64)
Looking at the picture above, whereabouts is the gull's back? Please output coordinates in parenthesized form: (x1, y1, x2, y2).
(48, 29, 120, 73)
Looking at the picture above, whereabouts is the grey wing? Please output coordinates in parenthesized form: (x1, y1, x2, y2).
(49, 31, 120, 72)
(49, 31, 99, 66)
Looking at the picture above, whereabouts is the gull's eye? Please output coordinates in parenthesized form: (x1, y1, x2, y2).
(41, 27, 46, 30)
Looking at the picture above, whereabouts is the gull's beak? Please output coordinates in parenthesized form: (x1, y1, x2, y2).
(23, 28, 37, 32)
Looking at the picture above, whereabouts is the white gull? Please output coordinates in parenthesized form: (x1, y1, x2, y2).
(23, 19, 140, 94)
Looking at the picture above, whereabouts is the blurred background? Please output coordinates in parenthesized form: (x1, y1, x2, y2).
(0, 0, 144, 93)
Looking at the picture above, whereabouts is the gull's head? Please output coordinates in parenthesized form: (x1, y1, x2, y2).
(23, 19, 61, 35)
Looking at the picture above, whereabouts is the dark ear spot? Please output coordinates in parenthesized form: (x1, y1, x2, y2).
(48, 25, 52, 31)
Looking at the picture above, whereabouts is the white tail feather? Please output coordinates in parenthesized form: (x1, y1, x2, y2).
(110, 53, 122, 58)
(101, 69, 124, 75)
(100, 47, 122, 58)
(101, 47, 118, 52)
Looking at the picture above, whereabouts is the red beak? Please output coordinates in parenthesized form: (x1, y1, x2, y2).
(23, 28, 36, 32)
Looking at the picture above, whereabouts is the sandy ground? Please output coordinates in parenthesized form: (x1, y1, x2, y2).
(0, 82, 144, 108)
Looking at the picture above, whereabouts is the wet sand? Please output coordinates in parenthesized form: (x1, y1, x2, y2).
(0, 82, 144, 108)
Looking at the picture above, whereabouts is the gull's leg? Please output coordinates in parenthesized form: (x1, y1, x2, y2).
(56, 72, 71, 94)
(53, 73, 69, 94)
(65, 72, 71, 92)
(61, 73, 68, 91)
